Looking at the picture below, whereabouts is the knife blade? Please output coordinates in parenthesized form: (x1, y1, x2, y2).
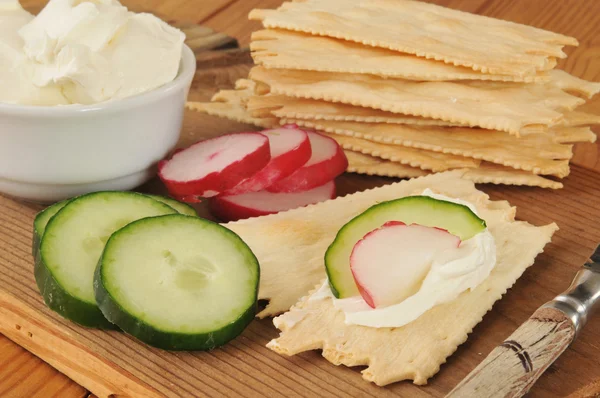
(447, 244, 600, 398)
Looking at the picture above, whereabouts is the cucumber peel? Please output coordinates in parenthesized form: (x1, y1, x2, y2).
(32, 199, 70, 258)
(94, 215, 259, 350)
(145, 194, 197, 216)
(325, 195, 486, 298)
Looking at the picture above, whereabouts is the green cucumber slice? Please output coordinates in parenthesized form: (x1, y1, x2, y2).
(145, 194, 197, 216)
(325, 195, 486, 298)
(36, 192, 177, 328)
(94, 214, 259, 350)
(32, 199, 70, 257)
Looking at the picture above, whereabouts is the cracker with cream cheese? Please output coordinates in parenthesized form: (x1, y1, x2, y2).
(250, 29, 550, 82)
(289, 119, 572, 177)
(226, 171, 505, 317)
(250, 67, 584, 134)
(267, 183, 558, 385)
(249, 0, 575, 76)
(186, 79, 278, 128)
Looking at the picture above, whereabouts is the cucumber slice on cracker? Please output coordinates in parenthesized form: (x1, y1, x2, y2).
(325, 195, 486, 298)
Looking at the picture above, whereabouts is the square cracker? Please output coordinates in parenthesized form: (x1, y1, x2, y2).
(344, 150, 564, 189)
(247, 94, 463, 127)
(330, 133, 480, 172)
(267, 190, 558, 386)
(548, 70, 600, 99)
(186, 79, 278, 128)
(250, 29, 550, 82)
(226, 171, 513, 317)
(289, 119, 573, 178)
(250, 66, 584, 134)
(561, 111, 600, 128)
(345, 151, 428, 178)
(463, 163, 564, 189)
(249, 0, 575, 75)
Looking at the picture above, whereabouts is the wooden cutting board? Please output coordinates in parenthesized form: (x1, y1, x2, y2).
(1, 29, 600, 398)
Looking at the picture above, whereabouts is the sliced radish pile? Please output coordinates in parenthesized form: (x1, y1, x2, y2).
(158, 132, 271, 198)
(158, 126, 348, 218)
(222, 127, 312, 196)
(350, 222, 461, 309)
(266, 131, 348, 193)
(209, 180, 336, 222)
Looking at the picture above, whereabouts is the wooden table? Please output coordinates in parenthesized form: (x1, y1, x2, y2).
(2, 1, 600, 397)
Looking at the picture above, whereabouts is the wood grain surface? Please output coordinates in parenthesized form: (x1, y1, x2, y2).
(1, 0, 600, 397)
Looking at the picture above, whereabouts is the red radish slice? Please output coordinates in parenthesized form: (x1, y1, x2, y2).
(158, 132, 271, 198)
(266, 131, 348, 193)
(209, 180, 336, 222)
(222, 127, 312, 196)
(350, 223, 461, 309)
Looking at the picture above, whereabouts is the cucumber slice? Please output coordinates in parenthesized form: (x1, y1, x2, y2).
(37, 192, 177, 328)
(325, 195, 486, 298)
(32, 199, 70, 257)
(145, 194, 197, 216)
(94, 214, 259, 350)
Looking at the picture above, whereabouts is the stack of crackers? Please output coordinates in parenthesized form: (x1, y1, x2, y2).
(188, 0, 600, 189)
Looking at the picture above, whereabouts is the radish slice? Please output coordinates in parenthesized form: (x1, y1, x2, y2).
(266, 131, 348, 193)
(350, 223, 461, 309)
(222, 127, 312, 196)
(209, 180, 336, 222)
(158, 133, 271, 198)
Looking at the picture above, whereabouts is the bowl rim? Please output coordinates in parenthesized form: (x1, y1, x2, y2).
(0, 45, 196, 116)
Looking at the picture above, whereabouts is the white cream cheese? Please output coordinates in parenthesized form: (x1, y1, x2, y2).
(0, 1, 70, 105)
(319, 190, 497, 328)
(1, 0, 185, 106)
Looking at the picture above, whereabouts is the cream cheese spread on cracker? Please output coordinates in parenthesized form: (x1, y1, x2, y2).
(316, 189, 497, 328)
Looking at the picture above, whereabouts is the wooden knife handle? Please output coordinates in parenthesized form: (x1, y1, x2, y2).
(447, 307, 575, 398)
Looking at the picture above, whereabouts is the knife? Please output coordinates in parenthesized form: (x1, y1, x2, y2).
(447, 244, 600, 398)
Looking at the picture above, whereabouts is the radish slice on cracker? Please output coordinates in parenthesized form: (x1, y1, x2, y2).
(210, 180, 336, 222)
(158, 132, 271, 198)
(266, 131, 348, 193)
(350, 222, 461, 308)
(223, 127, 312, 196)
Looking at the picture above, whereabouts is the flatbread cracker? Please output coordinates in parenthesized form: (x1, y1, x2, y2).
(551, 126, 597, 144)
(331, 134, 480, 172)
(290, 119, 573, 177)
(250, 67, 584, 134)
(344, 151, 564, 189)
(226, 171, 507, 317)
(345, 151, 428, 178)
(561, 110, 600, 127)
(463, 163, 564, 189)
(250, 29, 550, 82)
(268, 207, 558, 385)
(247, 95, 463, 126)
(186, 79, 278, 128)
(249, 0, 575, 75)
(549, 70, 600, 99)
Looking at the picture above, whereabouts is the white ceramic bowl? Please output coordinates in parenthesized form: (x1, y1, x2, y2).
(0, 45, 196, 203)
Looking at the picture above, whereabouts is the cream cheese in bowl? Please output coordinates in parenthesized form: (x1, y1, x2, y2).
(0, 0, 195, 202)
(1, 0, 185, 105)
